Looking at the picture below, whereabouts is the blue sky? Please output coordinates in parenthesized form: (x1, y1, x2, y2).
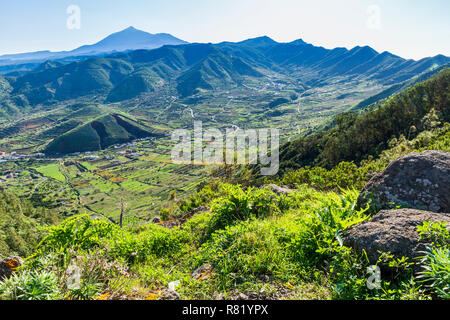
(1, 0, 449, 60)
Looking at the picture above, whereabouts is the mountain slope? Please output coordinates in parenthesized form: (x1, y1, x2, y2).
(278, 67, 450, 172)
(7, 43, 263, 104)
(218, 37, 449, 83)
(71, 27, 187, 55)
(45, 113, 161, 154)
(2, 37, 449, 107)
(0, 27, 187, 66)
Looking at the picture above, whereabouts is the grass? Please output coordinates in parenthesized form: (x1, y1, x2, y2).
(6, 181, 444, 300)
(34, 163, 65, 182)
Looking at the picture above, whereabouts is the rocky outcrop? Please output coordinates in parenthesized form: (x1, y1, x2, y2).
(357, 151, 450, 213)
(0, 256, 23, 280)
(344, 209, 450, 265)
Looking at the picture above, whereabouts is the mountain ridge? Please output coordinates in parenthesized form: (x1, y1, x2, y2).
(0, 27, 187, 65)
(0, 33, 448, 116)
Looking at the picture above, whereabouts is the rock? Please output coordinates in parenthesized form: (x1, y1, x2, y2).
(160, 290, 181, 300)
(357, 151, 450, 213)
(236, 293, 249, 300)
(343, 209, 450, 266)
(191, 264, 212, 280)
(157, 220, 179, 228)
(214, 293, 225, 300)
(0, 256, 23, 280)
(151, 216, 161, 224)
(264, 184, 294, 195)
(258, 274, 272, 282)
(233, 292, 263, 300)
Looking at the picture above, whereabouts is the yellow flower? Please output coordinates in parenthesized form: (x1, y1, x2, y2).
(96, 293, 110, 300)
(285, 282, 295, 290)
(145, 291, 162, 300)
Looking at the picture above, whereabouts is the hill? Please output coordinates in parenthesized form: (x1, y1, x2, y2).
(3, 38, 448, 106)
(278, 67, 450, 172)
(44, 113, 161, 154)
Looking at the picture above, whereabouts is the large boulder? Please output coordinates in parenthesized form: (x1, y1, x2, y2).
(343, 209, 450, 265)
(357, 151, 450, 213)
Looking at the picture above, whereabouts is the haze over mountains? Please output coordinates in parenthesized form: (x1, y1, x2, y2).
(0, 27, 187, 67)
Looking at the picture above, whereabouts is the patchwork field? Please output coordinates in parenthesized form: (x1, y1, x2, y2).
(0, 137, 208, 223)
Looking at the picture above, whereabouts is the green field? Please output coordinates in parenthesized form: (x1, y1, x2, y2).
(34, 163, 65, 182)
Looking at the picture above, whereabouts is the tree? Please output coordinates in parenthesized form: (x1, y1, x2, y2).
(119, 198, 127, 228)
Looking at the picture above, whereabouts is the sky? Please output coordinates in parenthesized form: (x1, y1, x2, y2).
(0, 0, 449, 60)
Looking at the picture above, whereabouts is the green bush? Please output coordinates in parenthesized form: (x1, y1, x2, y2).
(0, 270, 60, 300)
(206, 184, 280, 237)
(417, 221, 450, 299)
(417, 221, 450, 247)
(0, 191, 59, 257)
(178, 185, 217, 214)
(35, 214, 120, 254)
(109, 224, 189, 264)
(197, 220, 291, 288)
(282, 190, 368, 268)
(418, 246, 450, 299)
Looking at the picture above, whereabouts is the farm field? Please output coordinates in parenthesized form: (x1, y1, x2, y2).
(0, 137, 208, 223)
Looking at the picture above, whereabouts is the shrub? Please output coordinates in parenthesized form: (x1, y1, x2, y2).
(417, 246, 450, 299)
(109, 224, 189, 264)
(0, 191, 59, 257)
(0, 270, 59, 300)
(417, 221, 450, 247)
(35, 214, 120, 254)
(283, 190, 368, 268)
(197, 220, 290, 288)
(206, 184, 280, 237)
(417, 221, 450, 299)
(178, 185, 217, 214)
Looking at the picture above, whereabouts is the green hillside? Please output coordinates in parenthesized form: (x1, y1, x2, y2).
(45, 113, 160, 154)
(3, 40, 448, 107)
(278, 67, 450, 172)
(1, 64, 449, 303)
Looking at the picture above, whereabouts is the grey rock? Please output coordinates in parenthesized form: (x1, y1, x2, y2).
(357, 151, 450, 213)
(160, 290, 181, 300)
(191, 264, 212, 280)
(344, 209, 450, 266)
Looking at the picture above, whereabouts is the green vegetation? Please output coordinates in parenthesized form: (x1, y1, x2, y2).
(2, 182, 447, 300)
(34, 163, 65, 182)
(274, 123, 450, 191)
(0, 191, 59, 257)
(279, 68, 449, 171)
(45, 113, 161, 154)
(0, 270, 59, 300)
(0, 40, 449, 301)
(416, 222, 450, 299)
